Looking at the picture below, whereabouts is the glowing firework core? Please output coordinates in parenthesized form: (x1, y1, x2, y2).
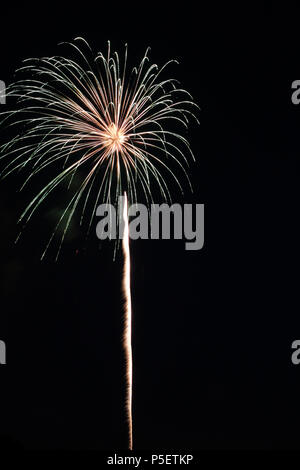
(103, 123, 126, 153)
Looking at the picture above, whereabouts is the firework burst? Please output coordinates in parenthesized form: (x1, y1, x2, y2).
(0, 38, 198, 257)
(0, 38, 199, 449)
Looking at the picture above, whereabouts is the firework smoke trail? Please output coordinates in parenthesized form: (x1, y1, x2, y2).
(122, 192, 133, 450)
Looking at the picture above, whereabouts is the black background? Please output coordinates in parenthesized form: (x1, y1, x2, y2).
(0, 3, 300, 452)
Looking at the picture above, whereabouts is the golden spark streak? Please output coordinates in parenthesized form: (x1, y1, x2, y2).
(122, 192, 133, 450)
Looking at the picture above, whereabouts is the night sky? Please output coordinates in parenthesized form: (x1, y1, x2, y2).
(0, 4, 300, 453)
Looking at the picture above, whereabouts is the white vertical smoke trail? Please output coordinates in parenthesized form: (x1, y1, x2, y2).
(122, 192, 133, 450)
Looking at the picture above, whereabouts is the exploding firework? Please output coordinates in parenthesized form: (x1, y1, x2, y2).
(0, 38, 198, 449)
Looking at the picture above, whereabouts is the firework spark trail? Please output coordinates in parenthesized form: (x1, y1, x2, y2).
(122, 192, 133, 450)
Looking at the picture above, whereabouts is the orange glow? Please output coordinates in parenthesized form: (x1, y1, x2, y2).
(103, 123, 126, 153)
